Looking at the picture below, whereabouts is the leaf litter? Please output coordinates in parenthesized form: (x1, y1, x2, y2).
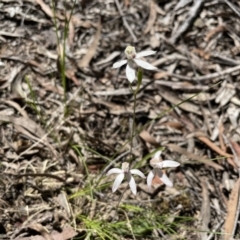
(0, 0, 240, 239)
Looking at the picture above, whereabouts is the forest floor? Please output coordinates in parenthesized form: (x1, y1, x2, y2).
(1, 0, 240, 239)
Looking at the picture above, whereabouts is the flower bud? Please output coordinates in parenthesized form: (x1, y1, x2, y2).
(124, 46, 136, 60)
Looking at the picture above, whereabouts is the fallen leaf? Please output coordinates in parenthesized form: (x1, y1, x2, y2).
(68, 19, 75, 47)
(224, 178, 240, 240)
(16, 226, 77, 240)
(139, 130, 159, 146)
(144, 0, 157, 34)
(197, 135, 233, 158)
(205, 25, 225, 42)
(153, 71, 169, 79)
(167, 144, 224, 171)
(35, 0, 53, 18)
(28, 222, 54, 240)
(158, 86, 209, 115)
(78, 21, 101, 68)
(192, 48, 210, 60)
(200, 178, 210, 240)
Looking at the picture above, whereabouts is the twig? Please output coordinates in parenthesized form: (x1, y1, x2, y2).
(222, 134, 240, 174)
(170, 0, 204, 43)
(205, 219, 224, 240)
(6, 173, 65, 182)
(166, 64, 240, 82)
(114, 0, 137, 42)
(0, 31, 24, 38)
(223, 0, 240, 18)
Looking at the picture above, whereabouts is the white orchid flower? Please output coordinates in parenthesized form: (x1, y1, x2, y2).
(147, 151, 180, 189)
(106, 162, 145, 195)
(112, 46, 157, 83)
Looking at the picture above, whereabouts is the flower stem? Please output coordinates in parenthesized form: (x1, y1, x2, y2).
(129, 68, 143, 161)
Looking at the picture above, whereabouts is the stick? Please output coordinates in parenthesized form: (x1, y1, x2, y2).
(114, 0, 137, 42)
(170, 0, 204, 44)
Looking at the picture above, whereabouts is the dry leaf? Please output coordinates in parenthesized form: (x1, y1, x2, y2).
(153, 71, 169, 79)
(144, 0, 157, 34)
(192, 48, 210, 60)
(35, 0, 53, 18)
(158, 86, 209, 115)
(167, 144, 224, 171)
(16, 226, 77, 240)
(224, 178, 240, 240)
(200, 179, 210, 240)
(197, 135, 233, 158)
(139, 130, 159, 146)
(78, 21, 101, 68)
(68, 19, 75, 47)
(205, 25, 225, 42)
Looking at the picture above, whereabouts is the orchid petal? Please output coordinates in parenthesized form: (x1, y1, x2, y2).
(154, 150, 162, 160)
(136, 50, 156, 58)
(112, 173, 124, 192)
(106, 168, 123, 176)
(129, 176, 137, 195)
(162, 160, 180, 168)
(134, 59, 157, 70)
(126, 63, 136, 83)
(112, 60, 127, 69)
(130, 169, 146, 178)
(160, 173, 173, 187)
(147, 170, 154, 189)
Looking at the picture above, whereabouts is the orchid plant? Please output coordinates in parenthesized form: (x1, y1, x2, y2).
(147, 151, 180, 189)
(113, 46, 157, 83)
(107, 151, 180, 194)
(106, 162, 145, 195)
(107, 46, 179, 196)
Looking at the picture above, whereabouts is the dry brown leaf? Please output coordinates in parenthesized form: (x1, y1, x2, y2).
(224, 178, 240, 240)
(229, 140, 240, 168)
(124, 0, 130, 7)
(144, 0, 157, 34)
(2, 100, 29, 118)
(219, 122, 225, 152)
(78, 21, 101, 68)
(10, 66, 28, 99)
(153, 71, 169, 79)
(35, 0, 53, 18)
(71, 15, 93, 28)
(96, 98, 149, 115)
(192, 48, 210, 60)
(167, 144, 224, 171)
(161, 121, 183, 131)
(0, 115, 45, 138)
(56, 192, 71, 217)
(68, 19, 75, 47)
(205, 25, 226, 42)
(230, 141, 240, 158)
(139, 130, 159, 146)
(200, 179, 210, 240)
(0, 115, 57, 157)
(158, 86, 209, 115)
(16, 226, 77, 240)
(28, 222, 54, 240)
(197, 136, 233, 158)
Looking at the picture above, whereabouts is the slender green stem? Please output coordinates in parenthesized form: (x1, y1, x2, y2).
(51, 0, 77, 114)
(129, 84, 137, 156)
(129, 68, 143, 163)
